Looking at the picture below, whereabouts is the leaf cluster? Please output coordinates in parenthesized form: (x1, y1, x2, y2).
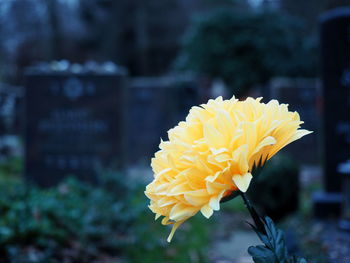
(248, 216, 307, 263)
(0, 173, 140, 261)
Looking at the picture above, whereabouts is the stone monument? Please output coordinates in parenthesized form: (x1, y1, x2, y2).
(128, 75, 199, 165)
(25, 62, 127, 186)
(314, 8, 350, 217)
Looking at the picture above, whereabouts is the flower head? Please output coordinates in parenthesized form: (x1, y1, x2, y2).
(145, 96, 311, 242)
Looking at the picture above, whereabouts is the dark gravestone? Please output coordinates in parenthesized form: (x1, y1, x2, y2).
(321, 8, 350, 193)
(128, 76, 198, 165)
(25, 73, 127, 186)
(270, 78, 321, 164)
(0, 84, 23, 135)
(313, 8, 350, 217)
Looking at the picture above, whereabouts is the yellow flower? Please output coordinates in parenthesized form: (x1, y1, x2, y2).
(145, 96, 312, 242)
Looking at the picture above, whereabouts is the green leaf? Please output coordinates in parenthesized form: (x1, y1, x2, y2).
(248, 245, 278, 263)
(263, 216, 288, 261)
(243, 198, 308, 263)
(246, 221, 268, 244)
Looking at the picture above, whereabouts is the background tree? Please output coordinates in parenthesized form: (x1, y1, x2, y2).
(176, 8, 318, 97)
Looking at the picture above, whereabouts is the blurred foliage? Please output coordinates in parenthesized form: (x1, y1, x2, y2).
(0, 156, 23, 177)
(221, 194, 246, 212)
(280, 180, 329, 263)
(247, 154, 300, 221)
(0, 171, 211, 263)
(280, 0, 329, 33)
(177, 9, 318, 96)
(281, 215, 329, 263)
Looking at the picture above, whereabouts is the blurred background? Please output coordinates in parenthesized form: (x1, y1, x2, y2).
(0, 0, 349, 262)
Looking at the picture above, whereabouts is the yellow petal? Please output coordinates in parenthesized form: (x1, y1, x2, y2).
(287, 129, 313, 143)
(200, 204, 213, 218)
(252, 136, 276, 155)
(184, 193, 208, 206)
(232, 173, 252, 192)
(205, 171, 221, 183)
(158, 197, 177, 207)
(169, 204, 197, 221)
(206, 180, 229, 194)
(167, 183, 191, 196)
(209, 190, 226, 211)
(167, 221, 184, 242)
(161, 216, 170, 225)
(214, 153, 232, 163)
(204, 123, 223, 148)
(155, 213, 162, 220)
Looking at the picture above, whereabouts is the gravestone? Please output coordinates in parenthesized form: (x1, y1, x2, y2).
(25, 68, 127, 186)
(321, 8, 350, 193)
(313, 7, 350, 217)
(128, 76, 198, 165)
(0, 84, 23, 135)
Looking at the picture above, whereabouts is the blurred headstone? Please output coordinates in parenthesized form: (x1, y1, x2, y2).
(0, 84, 23, 135)
(25, 62, 127, 186)
(128, 75, 199, 165)
(321, 7, 350, 193)
(269, 77, 321, 164)
(337, 160, 350, 230)
(313, 7, 350, 218)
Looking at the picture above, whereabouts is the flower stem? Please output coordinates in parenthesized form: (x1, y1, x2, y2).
(240, 191, 252, 213)
(240, 192, 255, 222)
(240, 191, 266, 235)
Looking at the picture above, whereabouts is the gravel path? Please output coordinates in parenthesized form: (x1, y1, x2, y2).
(320, 220, 350, 263)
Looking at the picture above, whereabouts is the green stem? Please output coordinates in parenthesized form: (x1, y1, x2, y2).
(240, 191, 266, 235)
(240, 191, 253, 213)
(220, 190, 239, 203)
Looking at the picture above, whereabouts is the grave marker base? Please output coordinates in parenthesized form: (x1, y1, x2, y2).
(313, 191, 343, 218)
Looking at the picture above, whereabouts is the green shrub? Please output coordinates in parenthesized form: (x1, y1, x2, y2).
(0, 156, 23, 177)
(177, 8, 318, 96)
(247, 154, 300, 221)
(0, 171, 211, 262)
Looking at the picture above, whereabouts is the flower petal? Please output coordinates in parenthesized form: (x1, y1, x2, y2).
(200, 204, 213, 218)
(232, 173, 252, 192)
(167, 221, 184, 242)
